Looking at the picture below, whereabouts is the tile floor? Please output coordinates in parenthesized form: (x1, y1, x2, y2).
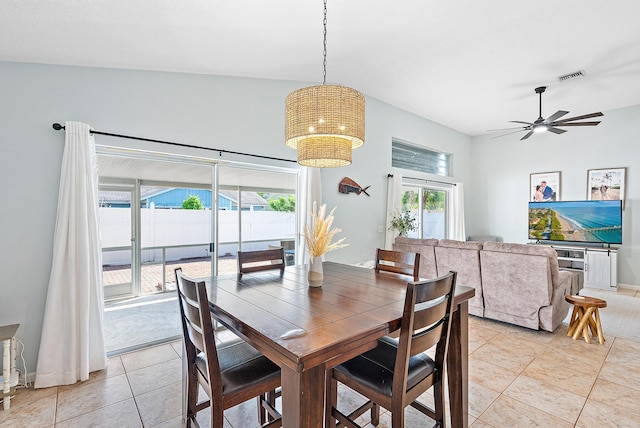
(2, 312, 640, 427)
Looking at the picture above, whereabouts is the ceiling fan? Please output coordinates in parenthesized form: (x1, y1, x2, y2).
(491, 86, 603, 140)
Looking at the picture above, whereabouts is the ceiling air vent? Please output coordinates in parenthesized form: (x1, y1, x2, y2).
(558, 70, 585, 82)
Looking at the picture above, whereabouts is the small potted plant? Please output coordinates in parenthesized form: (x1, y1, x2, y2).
(389, 210, 417, 237)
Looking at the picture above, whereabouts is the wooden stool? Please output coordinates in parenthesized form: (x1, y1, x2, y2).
(565, 295, 607, 344)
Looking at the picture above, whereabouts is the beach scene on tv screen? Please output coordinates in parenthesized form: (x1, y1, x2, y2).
(528, 201, 622, 244)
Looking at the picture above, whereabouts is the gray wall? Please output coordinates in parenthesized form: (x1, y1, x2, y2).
(0, 61, 472, 374)
(468, 104, 640, 287)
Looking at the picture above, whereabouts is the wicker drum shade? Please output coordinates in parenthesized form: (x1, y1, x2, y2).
(285, 84, 365, 167)
(297, 137, 351, 167)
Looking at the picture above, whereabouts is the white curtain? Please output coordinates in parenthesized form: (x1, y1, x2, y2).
(384, 173, 403, 249)
(298, 167, 322, 263)
(35, 121, 107, 388)
(448, 182, 466, 241)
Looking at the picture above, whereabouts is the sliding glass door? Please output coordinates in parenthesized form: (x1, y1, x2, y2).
(97, 150, 298, 354)
(99, 184, 136, 300)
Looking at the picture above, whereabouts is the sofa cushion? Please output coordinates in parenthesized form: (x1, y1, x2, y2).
(435, 239, 484, 317)
(394, 237, 439, 247)
(439, 239, 483, 251)
(482, 242, 560, 287)
(393, 237, 438, 279)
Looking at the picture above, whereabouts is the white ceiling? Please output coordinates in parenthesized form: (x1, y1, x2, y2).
(2, 0, 640, 136)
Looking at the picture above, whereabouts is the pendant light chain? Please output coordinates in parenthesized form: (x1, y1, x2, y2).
(322, 0, 328, 85)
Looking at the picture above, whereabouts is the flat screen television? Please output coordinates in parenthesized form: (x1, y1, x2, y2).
(528, 200, 622, 244)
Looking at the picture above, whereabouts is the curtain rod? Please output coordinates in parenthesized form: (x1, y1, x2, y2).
(52, 123, 297, 164)
(387, 173, 456, 186)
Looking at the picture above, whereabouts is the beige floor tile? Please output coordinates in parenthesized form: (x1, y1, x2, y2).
(85, 356, 126, 384)
(503, 374, 586, 424)
(469, 324, 501, 344)
(127, 358, 183, 397)
(0, 393, 56, 428)
(479, 395, 573, 428)
(55, 373, 133, 422)
(589, 378, 640, 416)
(469, 356, 519, 393)
(576, 398, 640, 427)
(523, 360, 597, 397)
(598, 360, 640, 391)
(470, 317, 512, 333)
(611, 336, 640, 353)
(134, 380, 182, 427)
(3, 385, 57, 409)
(615, 287, 637, 297)
(55, 398, 142, 428)
(548, 332, 610, 366)
(223, 397, 269, 428)
(149, 415, 183, 428)
(169, 340, 182, 356)
(468, 381, 500, 418)
(605, 338, 640, 372)
(120, 343, 180, 372)
(470, 419, 498, 428)
(502, 324, 558, 344)
(472, 341, 537, 372)
(468, 338, 484, 354)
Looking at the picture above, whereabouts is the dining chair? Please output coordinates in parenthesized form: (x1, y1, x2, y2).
(325, 271, 458, 428)
(375, 248, 421, 281)
(237, 248, 286, 278)
(174, 268, 282, 428)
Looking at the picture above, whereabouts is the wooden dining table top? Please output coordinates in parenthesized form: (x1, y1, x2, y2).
(206, 261, 474, 373)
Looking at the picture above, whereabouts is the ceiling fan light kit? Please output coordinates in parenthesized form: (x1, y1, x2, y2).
(491, 85, 603, 140)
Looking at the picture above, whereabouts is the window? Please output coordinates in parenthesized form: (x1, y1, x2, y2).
(401, 185, 448, 239)
(392, 139, 451, 177)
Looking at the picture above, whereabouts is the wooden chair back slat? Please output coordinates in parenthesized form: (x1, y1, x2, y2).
(395, 271, 457, 390)
(238, 248, 286, 277)
(175, 268, 222, 392)
(375, 248, 420, 281)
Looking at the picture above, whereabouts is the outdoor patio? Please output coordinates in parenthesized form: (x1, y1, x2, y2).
(102, 256, 238, 354)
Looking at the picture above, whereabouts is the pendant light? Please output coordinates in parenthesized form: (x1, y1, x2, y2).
(285, 0, 365, 167)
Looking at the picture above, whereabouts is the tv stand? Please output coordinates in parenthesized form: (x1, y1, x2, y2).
(547, 244, 617, 290)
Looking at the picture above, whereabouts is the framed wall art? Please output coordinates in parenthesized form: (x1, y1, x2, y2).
(587, 167, 626, 203)
(530, 171, 560, 202)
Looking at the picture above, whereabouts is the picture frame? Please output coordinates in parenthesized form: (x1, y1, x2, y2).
(587, 167, 626, 203)
(530, 171, 560, 202)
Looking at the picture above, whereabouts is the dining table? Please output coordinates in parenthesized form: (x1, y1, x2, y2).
(206, 261, 475, 428)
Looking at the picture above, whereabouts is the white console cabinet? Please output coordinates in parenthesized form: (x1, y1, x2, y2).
(550, 245, 617, 290)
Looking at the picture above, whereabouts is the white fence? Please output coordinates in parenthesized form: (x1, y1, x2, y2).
(101, 208, 296, 265)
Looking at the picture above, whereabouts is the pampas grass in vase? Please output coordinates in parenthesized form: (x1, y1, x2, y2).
(304, 202, 348, 286)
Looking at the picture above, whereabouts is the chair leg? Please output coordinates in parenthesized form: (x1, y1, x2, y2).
(433, 379, 446, 427)
(258, 394, 267, 425)
(391, 406, 404, 428)
(325, 369, 338, 427)
(371, 402, 380, 426)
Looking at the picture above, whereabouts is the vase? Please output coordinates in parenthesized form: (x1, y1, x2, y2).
(308, 256, 324, 287)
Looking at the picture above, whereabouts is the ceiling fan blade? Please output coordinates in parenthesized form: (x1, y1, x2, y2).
(520, 130, 534, 140)
(547, 127, 567, 135)
(554, 112, 604, 123)
(491, 129, 528, 138)
(487, 126, 527, 132)
(553, 121, 601, 127)
(545, 110, 569, 123)
(509, 120, 534, 126)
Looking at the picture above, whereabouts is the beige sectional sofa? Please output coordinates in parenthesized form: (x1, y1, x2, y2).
(392, 237, 580, 332)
